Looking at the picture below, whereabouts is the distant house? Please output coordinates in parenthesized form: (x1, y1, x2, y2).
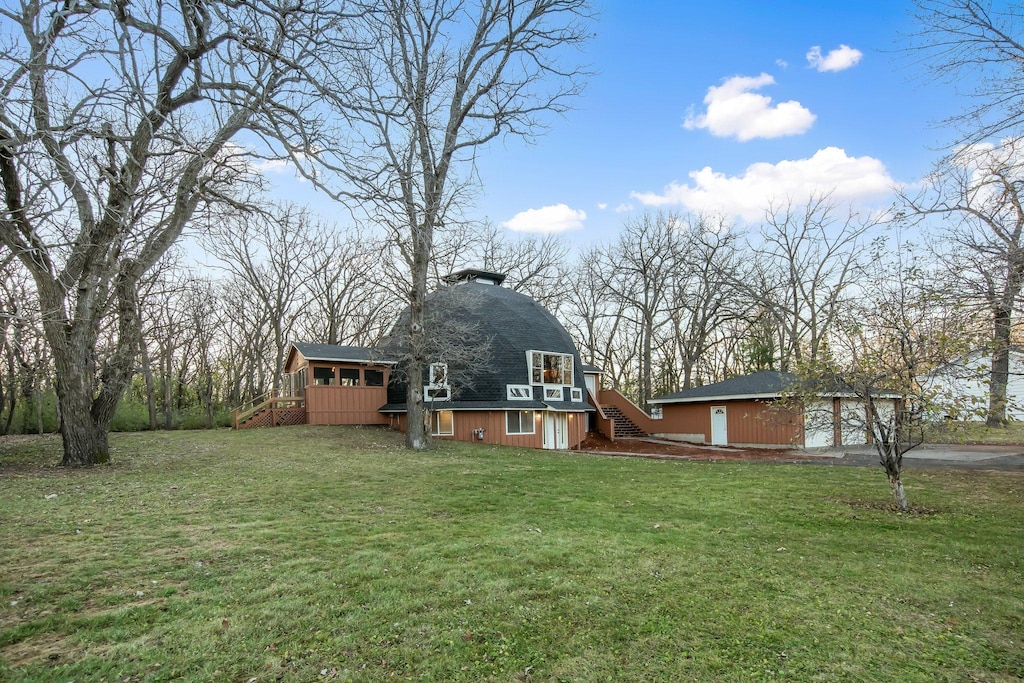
(647, 370, 897, 449)
(930, 349, 1024, 421)
(234, 269, 652, 449)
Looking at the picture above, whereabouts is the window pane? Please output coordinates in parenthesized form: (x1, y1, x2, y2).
(313, 367, 334, 385)
(562, 355, 573, 385)
(437, 410, 453, 435)
(365, 369, 384, 386)
(543, 354, 562, 383)
(506, 411, 520, 434)
(339, 368, 360, 386)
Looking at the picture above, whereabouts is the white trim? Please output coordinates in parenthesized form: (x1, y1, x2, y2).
(431, 409, 454, 436)
(570, 387, 583, 402)
(506, 385, 533, 401)
(505, 410, 536, 435)
(544, 387, 563, 401)
(527, 349, 575, 386)
(424, 386, 451, 401)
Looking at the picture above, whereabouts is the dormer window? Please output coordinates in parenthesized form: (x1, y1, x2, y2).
(529, 351, 573, 386)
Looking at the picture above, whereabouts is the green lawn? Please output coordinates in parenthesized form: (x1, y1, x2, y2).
(926, 420, 1024, 445)
(1, 427, 1021, 682)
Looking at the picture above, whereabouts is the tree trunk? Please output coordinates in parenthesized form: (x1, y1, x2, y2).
(888, 470, 908, 511)
(987, 307, 1011, 427)
(53, 351, 111, 466)
(139, 342, 158, 431)
(406, 251, 429, 450)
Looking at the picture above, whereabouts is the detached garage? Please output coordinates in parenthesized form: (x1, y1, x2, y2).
(648, 370, 894, 449)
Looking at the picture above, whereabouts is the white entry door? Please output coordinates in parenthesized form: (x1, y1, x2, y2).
(543, 412, 568, 450)
(710, 405, 728, 445)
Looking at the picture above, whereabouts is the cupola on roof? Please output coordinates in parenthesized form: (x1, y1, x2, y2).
(441, 268, 507, 286)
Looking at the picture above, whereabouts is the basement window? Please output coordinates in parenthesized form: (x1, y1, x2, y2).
(432, 410, 454, 436)
(506, 410, 536, 435)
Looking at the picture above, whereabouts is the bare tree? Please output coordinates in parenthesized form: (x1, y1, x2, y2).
(904, 138, 1024, 425)
(0, 0, 330, 464)
(594, 212, 684, 409)
(295, 224, 404, 347)
(292, 0, 592, 449)
(749, 196, 873, 371)
(203, 203, 319, 394)
(906, 0, 1024, 145)
(664, 214, 748, 391)
(790, 238, 962, 510)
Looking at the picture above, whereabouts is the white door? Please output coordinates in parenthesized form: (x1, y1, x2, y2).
(710, 405, 728, 445)
(542, 412, 568, 450)
(585, 374, 597, 400)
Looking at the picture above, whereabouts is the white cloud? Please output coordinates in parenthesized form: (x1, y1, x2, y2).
(630, 147, 896, 222)
(501, 203, 586, 233)
(597, 202, 608, 210)
(807, 44, 863, 72)
(614, 202, 635, 213)
(775, 59, 789, 69)
(684, 73, 816, 141)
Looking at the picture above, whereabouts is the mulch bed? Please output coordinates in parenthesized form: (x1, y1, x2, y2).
(576, 433, 830, 463)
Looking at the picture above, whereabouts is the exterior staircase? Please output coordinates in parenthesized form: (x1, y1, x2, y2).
(232, 392, 306, 430)
(601, 404, 647, 438)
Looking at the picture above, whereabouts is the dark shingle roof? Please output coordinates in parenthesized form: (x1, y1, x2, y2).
(290, 342, 396, 365)
(649, 370, 795, 404)
(383, 281, 590, 410)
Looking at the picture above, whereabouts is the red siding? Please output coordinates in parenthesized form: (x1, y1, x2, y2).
(393, 410, 586, 450)
(305, 385, 390, 425)
(659, 399, 802, 446)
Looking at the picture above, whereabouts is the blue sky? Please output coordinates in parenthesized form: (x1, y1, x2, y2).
(269, 0, 966, 246)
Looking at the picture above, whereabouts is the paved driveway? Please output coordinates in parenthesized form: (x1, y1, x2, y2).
(796, 443, 1024, 472)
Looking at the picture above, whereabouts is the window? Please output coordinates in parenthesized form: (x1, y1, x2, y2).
(506, 410, 535, 435)
(424, 386, 451, 401)
(432, 410, 454, 436)
(507, 385, 532, 400)
(313, 367, 335, 386)
(339, 368, 360, 386)
(529, 351, 574, 386)
(544, 387, 563, 401)
(571, 387, 583, 402)
(364, 369, 384, 386)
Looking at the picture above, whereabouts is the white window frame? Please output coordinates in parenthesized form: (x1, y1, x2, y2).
(506, 385, 533, 401)
(506, 410, 536, 435)
(527, 350, 574, 386)
(544, 386, 563, 401)
(432, 410, 454, 436)
(571, 387, 583, 402)
(424, 386, 451, 401)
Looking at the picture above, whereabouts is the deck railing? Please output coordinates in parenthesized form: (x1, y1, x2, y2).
(231, 391, 305, 430)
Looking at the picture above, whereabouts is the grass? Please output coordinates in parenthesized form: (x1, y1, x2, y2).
(926, 420, 1024, 445)
(1, 427, 1022, 682)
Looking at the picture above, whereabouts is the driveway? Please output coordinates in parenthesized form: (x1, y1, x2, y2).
(795, 443, 1024, 472)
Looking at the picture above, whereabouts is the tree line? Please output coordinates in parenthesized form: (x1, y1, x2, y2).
(1, 0, 1021, 466)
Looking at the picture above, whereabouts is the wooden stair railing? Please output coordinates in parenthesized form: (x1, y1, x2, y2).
(232, 392, 306, 430)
